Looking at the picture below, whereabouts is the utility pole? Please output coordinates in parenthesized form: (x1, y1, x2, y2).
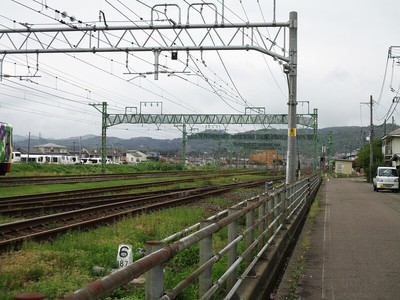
(369, 95, 374, 183)
(313, 108, 318, 172)
(361, 96, 374, 182)
(285, 11, 298, 184)
(384, 119, 387, 136)
(392, 116, 395, 132)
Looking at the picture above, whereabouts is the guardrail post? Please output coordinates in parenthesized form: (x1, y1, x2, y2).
(257, 195, 267, 255)
(266, 196, 274, 241)
(283, 185, 290, 225)
(273, 194, 279, 232)
(245, 198, 257, 268)
(227, 208, 240, 291)
(286, 185, 292, 221)
(199, 219, 213, 298)
(145, 241, 163, 300)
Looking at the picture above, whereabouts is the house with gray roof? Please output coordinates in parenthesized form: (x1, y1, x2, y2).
(125, 150, 147, 164)
(381, 128, 400, 167)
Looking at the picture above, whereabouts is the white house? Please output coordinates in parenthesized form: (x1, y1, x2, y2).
(35, 143, 69, 154)
(125, 150, 147, 164)
(381, 128, 400, 167)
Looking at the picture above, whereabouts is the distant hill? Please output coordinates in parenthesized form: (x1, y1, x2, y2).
(319, 123, 398, 156)
(12, 124, 398, 158)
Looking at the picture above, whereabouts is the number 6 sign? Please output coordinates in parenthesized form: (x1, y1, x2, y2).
(117, 244, 133, 269)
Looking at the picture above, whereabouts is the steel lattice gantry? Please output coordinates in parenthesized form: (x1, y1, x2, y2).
(102, 109, 318, 168)
(106, 113, 316, 128)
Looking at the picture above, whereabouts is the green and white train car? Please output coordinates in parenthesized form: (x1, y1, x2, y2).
(0, 122, 12, 175)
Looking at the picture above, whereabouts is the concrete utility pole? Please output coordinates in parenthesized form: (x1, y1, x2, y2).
(285, 11, 298, 184)
(369, 95, 374, 183)
(361, 96, 374, 182)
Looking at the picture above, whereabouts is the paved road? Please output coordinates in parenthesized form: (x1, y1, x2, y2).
(292, 178, 400, 299)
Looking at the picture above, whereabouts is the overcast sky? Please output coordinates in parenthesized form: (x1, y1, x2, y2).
(0, 0, 399, 140)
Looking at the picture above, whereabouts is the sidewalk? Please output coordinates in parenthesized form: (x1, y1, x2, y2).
(277, 177, 400, 299)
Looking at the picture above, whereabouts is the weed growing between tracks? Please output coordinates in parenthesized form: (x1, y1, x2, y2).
(0, 176, 188, 197)
(0, 173, 266, 198)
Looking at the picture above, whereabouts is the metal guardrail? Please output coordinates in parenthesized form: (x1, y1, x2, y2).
(63, 174, 321, 300)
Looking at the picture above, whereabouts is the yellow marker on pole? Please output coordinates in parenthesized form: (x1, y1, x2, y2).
(289, 128, 296, 137)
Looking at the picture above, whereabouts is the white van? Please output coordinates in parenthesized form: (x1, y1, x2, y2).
(373, 167, 399, 192)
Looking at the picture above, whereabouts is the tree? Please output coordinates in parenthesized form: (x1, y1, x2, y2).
(357, 139, 384, 182)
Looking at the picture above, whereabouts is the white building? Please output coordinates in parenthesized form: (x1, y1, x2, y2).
(35, 143, 69, 154)
(381, 128, 400, 167)
(125, 150, 147, 164)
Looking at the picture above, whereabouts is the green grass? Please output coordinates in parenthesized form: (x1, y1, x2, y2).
(0, 186, 264, 300)
(0, 176, 189, 197)
(0, 173, 268, 198)
(0, 208, 205, 300)
(0, 166, 270, 299)
(0, 198, 253, 300)
(7, 161, 188, 176)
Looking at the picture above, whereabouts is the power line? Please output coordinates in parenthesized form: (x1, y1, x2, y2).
(111, 0, 250, 111)
(7, 0, 203, 113)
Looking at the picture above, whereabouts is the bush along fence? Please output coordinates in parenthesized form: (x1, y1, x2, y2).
(59, 173, 321, 300)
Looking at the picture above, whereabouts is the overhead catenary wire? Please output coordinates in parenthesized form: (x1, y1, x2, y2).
(7, 0, 204, 114)
(1, 52, 135, 110)
(6, 0, 287, 113)
(110, 0, 250, 111)
(133, 0, 275, 110)
(200, 0, 288, 100)
(181, 0, 250, 110)
(122, 0, 249, 107)
(0, 100, 100, 125)
(106, 0, 250, 112)
(1, 0, 292, 139)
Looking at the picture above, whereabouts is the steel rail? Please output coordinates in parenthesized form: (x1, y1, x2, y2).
(1, 176, 285, 216)
(0, 170, 252, 187)
(0, 179, 269, 252)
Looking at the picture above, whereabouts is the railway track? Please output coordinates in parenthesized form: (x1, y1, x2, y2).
(0, 177, 201, 204)
(0, 187, 197, 217)
(0, 178, 273, 252)
(0, 170, 268, 186)
(1, 175, 285, 217)
(0, 171, 205, 186)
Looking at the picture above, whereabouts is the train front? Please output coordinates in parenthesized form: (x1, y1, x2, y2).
(0, 122, 12, 175)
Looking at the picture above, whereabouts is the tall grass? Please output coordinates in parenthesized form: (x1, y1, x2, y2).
(0, 207, 204, 300)
(0, 165, 266, 299)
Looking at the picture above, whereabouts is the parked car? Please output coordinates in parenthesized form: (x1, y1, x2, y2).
(373, 167, 399, 192)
